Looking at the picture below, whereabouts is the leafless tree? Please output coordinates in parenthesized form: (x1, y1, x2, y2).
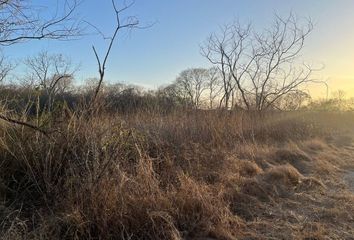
(174, 68, 210, 108)
(274, 89, 311, 110)
(158, 83, 183, 100)
(25, 50, 75, 111)
(0, 0, 82, 135)
(0, 52, 13, 83)
(90, 0, 140, 107)
(331, 90, 347, 110)
(0, 0, 82, 46)
(156, 83, 191, 108)
(205, 67, 222, 109)
(202, 14, 323, 111)
(201, 22, 245, 109)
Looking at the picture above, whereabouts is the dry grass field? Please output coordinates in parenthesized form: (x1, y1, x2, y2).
(1, 110, 354, 239)
(1, 1, 354, 239)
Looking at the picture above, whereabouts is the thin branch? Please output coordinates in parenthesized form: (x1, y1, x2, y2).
(89, 0, 140, 108)
(0, 113, 49, 136)
(0, 0, 83, 46)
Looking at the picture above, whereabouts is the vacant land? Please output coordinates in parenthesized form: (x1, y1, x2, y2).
(1, 110, 354, 239)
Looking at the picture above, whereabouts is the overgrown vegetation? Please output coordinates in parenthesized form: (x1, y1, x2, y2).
(1, 105, 354, 239)
(0, 1, 354, 239)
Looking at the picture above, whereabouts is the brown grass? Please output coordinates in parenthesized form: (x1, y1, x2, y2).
(1, 110, 354, 239)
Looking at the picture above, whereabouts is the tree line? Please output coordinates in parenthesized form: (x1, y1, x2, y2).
(0, 0, 344, 135)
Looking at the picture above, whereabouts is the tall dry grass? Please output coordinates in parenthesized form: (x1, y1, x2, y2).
(1, 109, 354, 239)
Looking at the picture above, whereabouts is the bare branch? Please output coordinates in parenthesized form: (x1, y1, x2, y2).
(201, 13, 318, 111)
(0, 0, 83, 46)
(89, 0, 140, 108)
(0, 113, 49, 136)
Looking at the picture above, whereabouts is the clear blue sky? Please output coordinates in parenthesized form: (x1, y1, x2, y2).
(4, 0, 354, 96)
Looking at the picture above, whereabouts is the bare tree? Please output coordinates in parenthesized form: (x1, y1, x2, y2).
(0, 0, 82, 135)
(202, 14, 322, 111)
(90, 0, 140, 107)
(174, 68, 210, 108)
(25, 51, 75, 111)
(201, 22, 246, 109)
(0, 52, 13, 83)
(205, 67, 222, 109)
(274, 89, 311, 110)
(0, 0, 82, 46)
(157, 83, 192, 108)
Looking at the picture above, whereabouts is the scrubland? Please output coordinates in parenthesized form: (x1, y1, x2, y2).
(1, 109, 354, 239)
(0, 1, 353, 239)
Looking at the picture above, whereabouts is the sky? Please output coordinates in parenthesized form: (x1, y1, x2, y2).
(3, 0, 354, 98)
